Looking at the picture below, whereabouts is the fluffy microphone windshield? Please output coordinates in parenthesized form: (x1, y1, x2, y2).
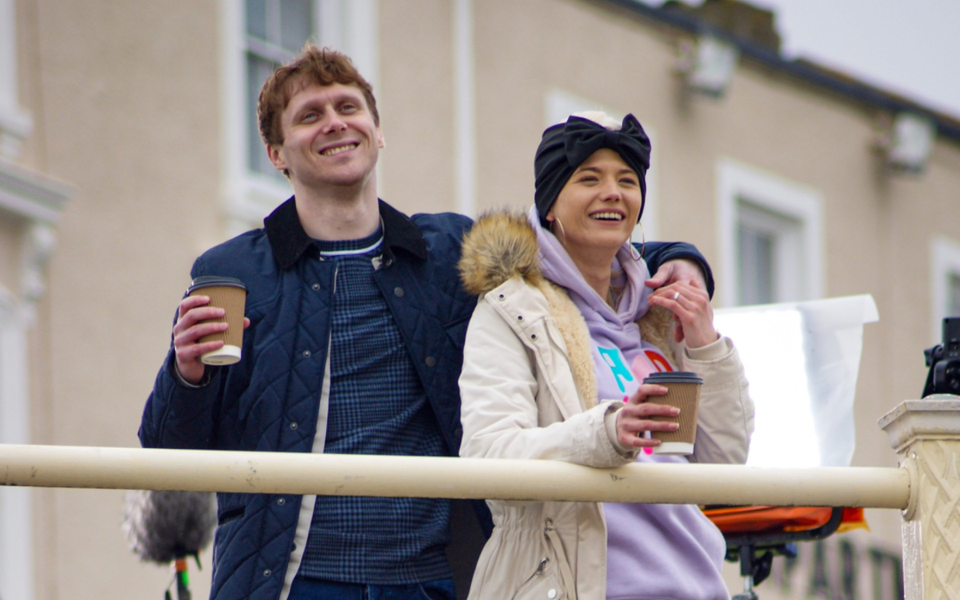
(122, 490, 217, 564)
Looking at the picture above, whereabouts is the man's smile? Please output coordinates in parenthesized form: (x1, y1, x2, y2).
(320, 142, 359, 156)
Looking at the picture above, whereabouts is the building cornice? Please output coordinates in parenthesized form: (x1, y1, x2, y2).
(0, 160, 72, 323)
(601, 0, 960, 145)
(0, 159, 71, 225)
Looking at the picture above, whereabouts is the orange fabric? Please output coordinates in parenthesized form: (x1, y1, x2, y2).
(837, 507, 869, 533)
(702, 506, 833, 535)
(701, 505, 869, 536)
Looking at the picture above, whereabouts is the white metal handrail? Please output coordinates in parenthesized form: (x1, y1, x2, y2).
(0, 443, 909, 508)
(4, 398, 956, 599)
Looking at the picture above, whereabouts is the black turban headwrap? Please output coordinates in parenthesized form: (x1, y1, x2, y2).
(534, 113, 651, 228)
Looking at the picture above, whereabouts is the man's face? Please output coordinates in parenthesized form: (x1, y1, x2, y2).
(268, 82, 384, 194)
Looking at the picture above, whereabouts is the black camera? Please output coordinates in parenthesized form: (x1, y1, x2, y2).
(923, 317, 960, 397)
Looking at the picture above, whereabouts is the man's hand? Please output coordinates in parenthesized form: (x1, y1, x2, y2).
(173, 295, 250, 385)
(645, 258, 706, 292)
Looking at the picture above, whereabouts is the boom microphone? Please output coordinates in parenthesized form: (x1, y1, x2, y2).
(122, 490, 216, 599)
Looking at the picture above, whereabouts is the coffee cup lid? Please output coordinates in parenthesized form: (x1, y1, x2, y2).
(188, 276, 247, 293)
(643, 371, 703, 385)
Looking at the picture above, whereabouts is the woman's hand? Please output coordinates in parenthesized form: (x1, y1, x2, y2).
(647, 280, 719, 348)
(615, 383, 680, 449)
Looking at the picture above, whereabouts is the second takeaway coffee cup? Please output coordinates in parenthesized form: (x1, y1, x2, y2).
(187, 276, 247, 366)
(642, 371, 703, 455)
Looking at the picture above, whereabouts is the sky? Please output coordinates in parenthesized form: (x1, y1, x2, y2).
(641, 0, 960, 119)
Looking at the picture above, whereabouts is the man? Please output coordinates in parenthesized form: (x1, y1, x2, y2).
(139, 45, 713, 600)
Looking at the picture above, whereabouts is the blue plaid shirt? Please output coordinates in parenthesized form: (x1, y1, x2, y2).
(298, 229, 451, 584)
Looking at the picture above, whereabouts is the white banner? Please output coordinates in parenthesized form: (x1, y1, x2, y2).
(715, 295, 879, 468)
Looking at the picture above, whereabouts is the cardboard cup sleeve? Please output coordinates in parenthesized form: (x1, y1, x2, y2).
(186, 276, 247, 366)
(642, 371, 703, 455)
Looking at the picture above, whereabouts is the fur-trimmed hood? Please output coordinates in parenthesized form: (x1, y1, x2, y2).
(459, 210, 543, 296)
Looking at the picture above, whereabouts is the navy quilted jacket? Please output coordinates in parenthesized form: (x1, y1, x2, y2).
(139, 197, 711, 600)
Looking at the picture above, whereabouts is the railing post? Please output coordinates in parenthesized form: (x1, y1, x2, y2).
(879, 397, 960, 600)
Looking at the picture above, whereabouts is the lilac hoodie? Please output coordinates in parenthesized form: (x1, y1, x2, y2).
(531, 208, 728, 600)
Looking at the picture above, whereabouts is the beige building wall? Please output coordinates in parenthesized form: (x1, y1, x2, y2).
(5, 0, 959, 599)
(12, 1, 221, 598)
(379, 1, 457, 215)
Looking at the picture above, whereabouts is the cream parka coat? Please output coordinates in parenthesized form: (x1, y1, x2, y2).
(457, 212, 754, 600)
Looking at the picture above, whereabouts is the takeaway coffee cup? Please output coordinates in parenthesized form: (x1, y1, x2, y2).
(642, 371, 703, 455)
(187, 276, 247, 366)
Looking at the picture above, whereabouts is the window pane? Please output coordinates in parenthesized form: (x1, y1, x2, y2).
(243, 0, 316, 179)
(738, 225, 775, 305)
(280, 0, 314, 51)
(247, 54, 284, 179)
(949, 273, 960, 317)
(245, 0, 268, 41)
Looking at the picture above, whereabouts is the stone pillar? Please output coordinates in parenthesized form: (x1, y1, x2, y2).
(879, 397, 960, 600)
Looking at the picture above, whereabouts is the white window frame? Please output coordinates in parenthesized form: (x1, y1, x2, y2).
(0, 0, 33, 160)
(218, 0, 379, 236)
(736, 201, 803, 305)
(454, 0, 475, 217)
(717, 158, 824, 307)
(544, 89, 660, 243)
(930, 236, 960, 343)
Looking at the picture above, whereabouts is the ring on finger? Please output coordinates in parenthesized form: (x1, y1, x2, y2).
(673, 291, 681, 301)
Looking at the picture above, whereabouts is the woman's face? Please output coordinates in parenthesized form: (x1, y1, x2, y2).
(546, 148, 642, 257)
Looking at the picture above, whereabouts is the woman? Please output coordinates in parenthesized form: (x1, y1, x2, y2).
(457, 112, 754, 599)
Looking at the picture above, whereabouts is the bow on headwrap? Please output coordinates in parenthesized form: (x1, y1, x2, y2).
(534, 113, 651, 227)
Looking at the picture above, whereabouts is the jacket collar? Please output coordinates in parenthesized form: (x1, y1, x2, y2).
(264, 196, 428, 270)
